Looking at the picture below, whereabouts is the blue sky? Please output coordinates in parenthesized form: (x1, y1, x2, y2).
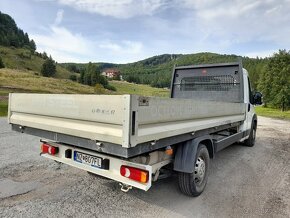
(0, 0, 289, 63)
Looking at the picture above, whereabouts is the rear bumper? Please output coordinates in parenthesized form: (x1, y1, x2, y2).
(41, 142, 153, 191)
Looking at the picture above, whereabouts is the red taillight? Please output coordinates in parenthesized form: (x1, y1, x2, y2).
(120, 165, 149, 183)
(41, 143, 58, 155)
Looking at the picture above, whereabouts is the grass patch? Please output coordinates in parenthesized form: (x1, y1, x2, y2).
(255, 106, 290, 120)
(0, 100, 8, 117)
(110, 80, 169, 97)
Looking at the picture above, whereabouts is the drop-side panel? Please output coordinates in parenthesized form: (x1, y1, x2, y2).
(136, 114, 245, 145)
(9, 94, 131, 147)
(136, 97, 245, 125)
(9, 94, 125, 125)
(10, 112, 124, 145)
(129, 95, 246, 147)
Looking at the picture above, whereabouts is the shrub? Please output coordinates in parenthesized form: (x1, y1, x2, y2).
(69, 74, 77, 81)
(94, 84, 106, 94)
(104, 84, 117, 91)
(0, 56, 5, 68)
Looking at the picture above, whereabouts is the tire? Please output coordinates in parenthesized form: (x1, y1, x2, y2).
(178, 144, 210, 197)
(244, 121, 257, 147)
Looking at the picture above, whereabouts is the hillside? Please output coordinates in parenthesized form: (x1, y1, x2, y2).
(62, 53, 268, 89)
(0, 46, 75, 79)
(0, 11, 74, 79)
(118, 53, 268, 89)
(0, 68, 169, 116)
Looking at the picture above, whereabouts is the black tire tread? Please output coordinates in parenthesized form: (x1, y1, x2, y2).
(244, 121, 256, 147)
(178, 172, 198, 196)
(178, 144, 209, 197)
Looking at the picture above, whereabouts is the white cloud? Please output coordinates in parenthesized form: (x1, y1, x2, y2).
(56, 0, 167, 18)
(29, 0, 290, 62)
(32, 26, 145, 62)
(245, 50, 276, 58)
(54, 9, 64, 25)
(99, 40, 143, 54)
(31, 10, 145, 63)
(31, 25, 92, 62)
(177, 0, 290, 51)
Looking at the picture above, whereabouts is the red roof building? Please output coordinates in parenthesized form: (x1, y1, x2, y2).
(101, 69, 121, 78)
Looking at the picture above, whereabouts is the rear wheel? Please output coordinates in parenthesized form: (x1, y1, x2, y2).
(178, 144, 210, 197)
(244, 121, 257, 147)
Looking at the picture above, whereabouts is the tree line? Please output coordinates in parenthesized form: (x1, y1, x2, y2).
(117, 52, 289, 110)
(62, 51, 289, 110)
(258, 50, 290, 111)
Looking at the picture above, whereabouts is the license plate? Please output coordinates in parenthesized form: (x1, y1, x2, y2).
(74, 151, 102, 168)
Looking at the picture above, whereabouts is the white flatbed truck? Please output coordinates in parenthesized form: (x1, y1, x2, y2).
(8, 62, 262, 196)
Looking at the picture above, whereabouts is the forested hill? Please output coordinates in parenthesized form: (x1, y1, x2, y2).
(62, 53, 268, 89)
(0, 11, 36, 51)
(118, 53, 268, 89)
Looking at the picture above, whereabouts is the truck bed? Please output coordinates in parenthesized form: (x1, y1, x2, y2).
(8, 94, 246, 156)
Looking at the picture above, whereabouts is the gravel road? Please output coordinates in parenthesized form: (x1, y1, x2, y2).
(0, 116, 289, 218)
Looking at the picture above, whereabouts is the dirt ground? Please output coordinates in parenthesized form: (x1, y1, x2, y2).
(0, 116, 289, 218)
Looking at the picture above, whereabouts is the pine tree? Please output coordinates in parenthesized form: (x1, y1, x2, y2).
(29, 39, 36, 51)
(83, 62, 94, 85)
(42, 52, 48, 59)
(41, 58, 56, 77)
(79, 70, 84, 83)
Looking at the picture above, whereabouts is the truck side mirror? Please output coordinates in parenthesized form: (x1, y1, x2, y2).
(253, 91, 263, 105)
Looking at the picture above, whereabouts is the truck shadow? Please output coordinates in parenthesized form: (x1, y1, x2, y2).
(124, 143, 249, 217)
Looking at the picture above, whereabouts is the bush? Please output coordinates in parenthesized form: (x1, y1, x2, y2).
(104, 84, 117, 91)
(94, 84, 106, 94)
(0, 56, 5, 68)
(69, 74, 77, 81)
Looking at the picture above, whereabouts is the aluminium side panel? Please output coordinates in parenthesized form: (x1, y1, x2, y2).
(7, 93, 12, 124)
(129, 96, 246, 147)
(137, 97, 245, 125)
(9, 94, 124, 125)
(9, 94, 131, 147)
(135, 114, 245, 146)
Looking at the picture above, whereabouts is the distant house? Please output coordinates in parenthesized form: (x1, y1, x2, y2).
(101, 68, 121, 79)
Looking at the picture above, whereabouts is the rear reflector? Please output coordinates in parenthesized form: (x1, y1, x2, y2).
(120, 165, 149, 183)
(41, 143, 58, 155)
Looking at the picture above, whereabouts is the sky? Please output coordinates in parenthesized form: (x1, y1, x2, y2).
(0, 0, 289, 63)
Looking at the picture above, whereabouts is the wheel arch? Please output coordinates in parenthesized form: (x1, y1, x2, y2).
(174, 135, 213, 173)
(253, 114, 257, 128)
